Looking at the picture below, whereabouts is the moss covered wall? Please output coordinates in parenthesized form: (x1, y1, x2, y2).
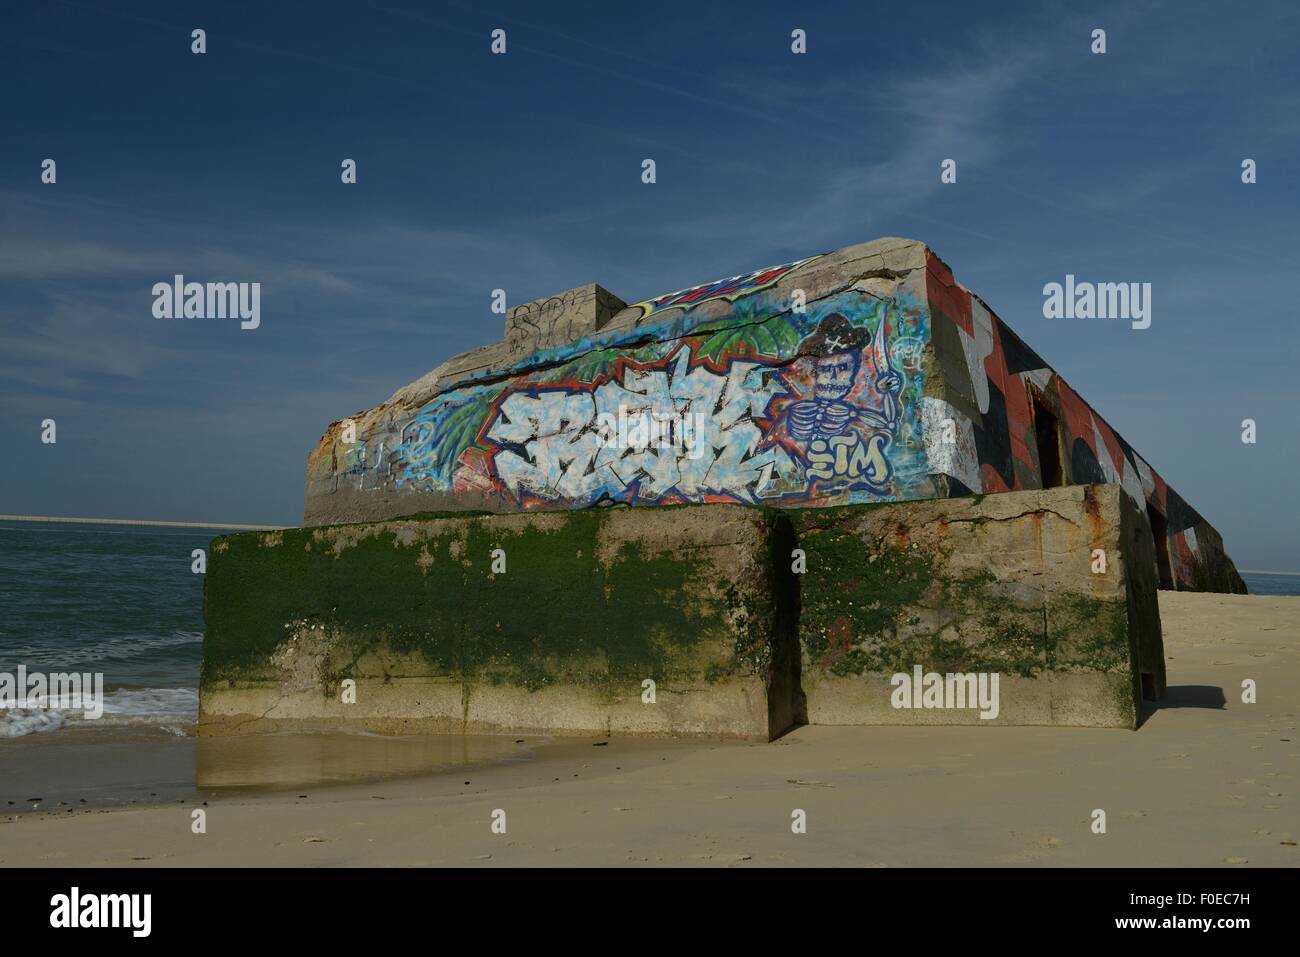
(790, 485, 1157, 728)
(201, 506, 795, 739)
(202, 485, 1162, 737)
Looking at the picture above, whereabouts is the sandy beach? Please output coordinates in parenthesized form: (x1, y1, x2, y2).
(3, 591, 1296, 868)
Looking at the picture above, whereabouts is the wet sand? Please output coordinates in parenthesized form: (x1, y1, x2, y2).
(0, 727, 544, 810)
(1, 727, 196, 811)
(2, 592, 1296, 867)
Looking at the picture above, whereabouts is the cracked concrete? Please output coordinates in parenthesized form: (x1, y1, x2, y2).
(792, 484, 1164, 729)
(301, 236, 932, 526)
(203, 486, 1161, 737)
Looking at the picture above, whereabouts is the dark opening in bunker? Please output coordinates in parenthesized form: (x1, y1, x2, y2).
(1140, 672, 1157, 701)
(1147, 504, 1174, 590)
(1032, 397, 1064, 488)
(767, 512, 807, 739)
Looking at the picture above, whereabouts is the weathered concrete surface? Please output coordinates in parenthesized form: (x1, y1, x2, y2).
(205, 486, 1163, 738)
(790, 484, 1163, 728)
(504, 283, 626, 358)
(302, 237, 934, 526)
(200, 506, 798, 741)
(300, 235, 1243, 596)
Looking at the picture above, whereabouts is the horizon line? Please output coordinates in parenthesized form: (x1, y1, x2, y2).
(0, 514, 284, 531)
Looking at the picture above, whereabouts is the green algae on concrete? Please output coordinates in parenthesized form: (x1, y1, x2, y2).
(202, 485, 1163, 738)
(201, 505, 796, 739)
(788, 485, 1160, 728)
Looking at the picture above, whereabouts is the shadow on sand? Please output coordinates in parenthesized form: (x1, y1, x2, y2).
(1137, 684, 1227, 727)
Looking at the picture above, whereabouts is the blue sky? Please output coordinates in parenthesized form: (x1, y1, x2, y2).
(2, 0, 1297, 569)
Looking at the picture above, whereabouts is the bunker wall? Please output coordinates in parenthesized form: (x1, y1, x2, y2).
(790, 484, 1158, 728)
(200, 505, 795, 740)
(205, 485, 1163, 737)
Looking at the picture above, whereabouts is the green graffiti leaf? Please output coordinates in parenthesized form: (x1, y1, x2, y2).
(696, 310, 802, 364)
(546, 347, 626, 385)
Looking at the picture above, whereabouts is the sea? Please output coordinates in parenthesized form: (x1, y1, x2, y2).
(0, 520, 208, 740)
(1238, 571, 1300, 596)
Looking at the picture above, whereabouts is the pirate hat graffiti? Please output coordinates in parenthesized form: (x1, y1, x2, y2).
(800, 312, 871, 358)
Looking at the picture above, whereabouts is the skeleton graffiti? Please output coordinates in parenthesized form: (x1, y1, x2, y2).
(380, 290, 928, 508)
(782, 313, 901, 494)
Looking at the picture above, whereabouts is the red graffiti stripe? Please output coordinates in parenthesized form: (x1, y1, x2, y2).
(925, 251, 973, 336)
(655, 266, 795, 309)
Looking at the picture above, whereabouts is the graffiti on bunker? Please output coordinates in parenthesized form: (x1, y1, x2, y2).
(343, 290, 931, 508)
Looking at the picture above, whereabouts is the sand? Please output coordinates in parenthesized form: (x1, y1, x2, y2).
(2, 591, 1296, 867)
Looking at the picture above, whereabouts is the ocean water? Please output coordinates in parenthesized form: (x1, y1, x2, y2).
(0, 520, 212, 738)
(1239, 572, 1300, 596)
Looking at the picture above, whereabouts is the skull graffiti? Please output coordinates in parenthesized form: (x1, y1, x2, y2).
(814, 352, 859, 402)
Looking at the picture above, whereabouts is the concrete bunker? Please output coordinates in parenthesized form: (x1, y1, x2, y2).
(201, 237, 1247, 740)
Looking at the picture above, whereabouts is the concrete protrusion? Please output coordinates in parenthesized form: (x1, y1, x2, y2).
(504, 283, 627, 357)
